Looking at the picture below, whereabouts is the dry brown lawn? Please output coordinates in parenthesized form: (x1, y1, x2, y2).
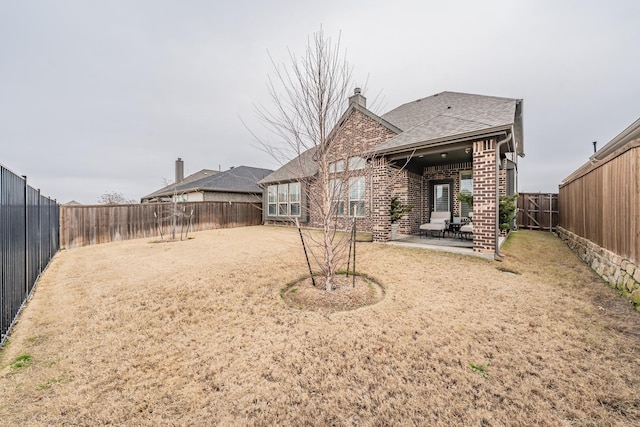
(1, 226, 639, 426)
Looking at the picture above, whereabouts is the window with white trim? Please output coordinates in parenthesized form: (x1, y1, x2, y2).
(289, 182, 301, 216)
(267, 186, 277, 216)
(267, 183, 301, 217)
(349, 177, 365, 217)
(278, 184, 288, 215)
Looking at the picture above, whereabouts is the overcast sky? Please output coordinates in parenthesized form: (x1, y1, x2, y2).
(1, 0, 638, 204)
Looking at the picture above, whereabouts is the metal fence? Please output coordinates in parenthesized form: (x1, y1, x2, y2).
(1, 165, 59, 346)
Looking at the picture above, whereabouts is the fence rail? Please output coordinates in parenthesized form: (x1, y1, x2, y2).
(60, 201, 263, 248)
(517, 193, 559, 232)
(1, 166, 59, 345)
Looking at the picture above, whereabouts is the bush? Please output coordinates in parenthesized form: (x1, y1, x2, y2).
(499, 194, 517, 230)
(390, 197, 414, 223)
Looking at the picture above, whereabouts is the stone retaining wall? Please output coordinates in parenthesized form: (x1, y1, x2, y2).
(557, 226, 640, 309)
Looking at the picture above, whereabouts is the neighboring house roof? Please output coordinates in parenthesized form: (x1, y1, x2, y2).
(145, 166, 273, 199)
(142, 169, 218, 200)
(370, 91, 524, 156)
(63, 200, 83, 206)
(258, 147, 318, 185)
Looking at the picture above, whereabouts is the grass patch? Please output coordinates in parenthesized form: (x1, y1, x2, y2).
(37, 377, 63, 390)
(469, 362, 490, 378)
(10, 354, 32, 369)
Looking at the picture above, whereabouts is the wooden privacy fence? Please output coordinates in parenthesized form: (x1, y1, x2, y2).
(517, 193, 559, 232)
(559, 143, 639, 264)
(60, 201, 262, 248)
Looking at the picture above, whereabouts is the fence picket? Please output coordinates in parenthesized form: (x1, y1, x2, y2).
(1, 165, 59, 346)
(59, 202, 262, 248)
(517, 193, 559, 232)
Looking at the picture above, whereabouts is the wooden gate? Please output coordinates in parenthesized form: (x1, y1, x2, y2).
(517, 193, 558, 231)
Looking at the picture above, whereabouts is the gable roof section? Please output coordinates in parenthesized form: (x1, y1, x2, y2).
(146, 166, 272, 199)
(333, 102, 402, 139)
(258, 146, 318, 185)
(371, 91, 523, 156)
(259, 103, 399, 186)
(142, 169, 218, 200)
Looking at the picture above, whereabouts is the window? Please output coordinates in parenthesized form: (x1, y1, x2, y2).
(433, 184, 450, 212)
(268, 186, 277, 216)
(349, 177, 365, 217)
(348, 156, 365, 170)
(278, 184, 288, 215)
(330, 179, 344, 216)
(267, 183, 301, 217)
(459, 171, 473, 218)
(329, 160, 344, 173)
(289, 182, 301, 216)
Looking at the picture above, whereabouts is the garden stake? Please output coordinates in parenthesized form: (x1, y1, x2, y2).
(295, 218, 315, 287)
(346, 218, 354, 278)
(352, 216, 357, 287)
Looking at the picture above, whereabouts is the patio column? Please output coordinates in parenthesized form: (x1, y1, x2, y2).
(472, 139, 497, 253)
(371, 156, 391, 242)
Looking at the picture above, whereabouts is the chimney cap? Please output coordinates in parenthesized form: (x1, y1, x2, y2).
(354, 87, 361, 95)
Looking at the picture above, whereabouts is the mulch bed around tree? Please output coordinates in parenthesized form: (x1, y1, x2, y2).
(281, 273, 384, 312)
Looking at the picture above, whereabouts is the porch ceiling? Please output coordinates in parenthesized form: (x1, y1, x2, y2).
(389, 144, 473, 173)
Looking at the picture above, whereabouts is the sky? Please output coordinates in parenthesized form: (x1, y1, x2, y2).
(1, 0, 638, 204)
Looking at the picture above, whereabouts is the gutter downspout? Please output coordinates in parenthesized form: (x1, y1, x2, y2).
(494, 133, 512, 261)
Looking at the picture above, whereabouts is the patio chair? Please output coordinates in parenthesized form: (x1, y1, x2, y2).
(419, 211, 450, 238)
(460, 222, 473, 240)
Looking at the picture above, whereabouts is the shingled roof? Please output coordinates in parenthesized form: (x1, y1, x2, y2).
(259, 91, 524, 185)
(144, 166, 272, 199)
(142, 169, 218, 200)
(257, 147, 319, 185)
(372, 91, 523, 156)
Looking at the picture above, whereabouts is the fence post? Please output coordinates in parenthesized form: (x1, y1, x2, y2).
(549, 193, 553, 233)
(22, 176, 28, 295)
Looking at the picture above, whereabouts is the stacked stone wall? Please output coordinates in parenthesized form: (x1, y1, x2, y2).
(558, 227, 640, 309)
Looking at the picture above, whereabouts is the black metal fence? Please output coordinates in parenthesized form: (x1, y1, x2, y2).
(1, 165, 59, 346)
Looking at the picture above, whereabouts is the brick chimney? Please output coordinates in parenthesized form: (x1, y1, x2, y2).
(175, 158, 184, 183)
(349, 87, 366, 108)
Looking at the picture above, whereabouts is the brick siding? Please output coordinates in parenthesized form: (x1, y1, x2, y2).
(307, 108, 396, 233)
(265, 104, 511, 255)
(472, 139, 497, 253)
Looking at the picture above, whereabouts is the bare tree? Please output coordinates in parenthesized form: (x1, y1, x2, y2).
(98, 191, 135, 205)
(256, 29, 370, 291)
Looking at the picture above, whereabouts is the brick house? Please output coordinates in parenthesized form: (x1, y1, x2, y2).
(258, 90, 524, 255)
